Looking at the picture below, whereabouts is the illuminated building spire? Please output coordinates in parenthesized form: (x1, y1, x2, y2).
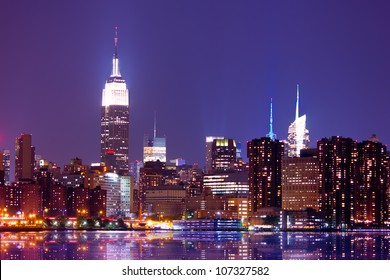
(111, 26, 121, 77)
(154, 111, 157, 139)
(295, 84, 299, 120)
(267, 98, 276, 140)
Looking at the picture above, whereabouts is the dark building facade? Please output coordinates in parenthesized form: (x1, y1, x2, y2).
(15, 134, 35, 181)
(355, 136, 388, 226)
(211, 138, 237, 172)
(318, 136, 358, 228)
(247, 137, 284, 213)
(89, 186, 107, 217)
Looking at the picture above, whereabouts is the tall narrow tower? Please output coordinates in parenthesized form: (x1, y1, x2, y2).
(287, 84, 309, 157)
(266, 98, 276, 140)
(100, 27, 129, 173)
(15, 133, 35, 181)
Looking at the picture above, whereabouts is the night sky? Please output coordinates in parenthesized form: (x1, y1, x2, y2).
(1, 0, 390, 171)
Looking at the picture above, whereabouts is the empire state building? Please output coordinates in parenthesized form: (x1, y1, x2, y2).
(100, 28, 129, 172)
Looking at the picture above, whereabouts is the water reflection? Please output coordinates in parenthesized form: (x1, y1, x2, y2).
(1, 231, 389, 260)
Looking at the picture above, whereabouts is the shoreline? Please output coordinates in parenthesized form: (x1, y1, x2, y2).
(1, 227, 390, 233)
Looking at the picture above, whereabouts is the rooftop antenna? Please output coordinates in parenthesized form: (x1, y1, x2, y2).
(267, 98, 276, 140)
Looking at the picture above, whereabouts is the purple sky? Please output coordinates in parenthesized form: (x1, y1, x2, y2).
(1, 0, 390, 171)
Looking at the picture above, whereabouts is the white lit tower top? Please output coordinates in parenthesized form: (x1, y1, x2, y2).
(100, 27, 130, 173)
(287, 84, 309, 157)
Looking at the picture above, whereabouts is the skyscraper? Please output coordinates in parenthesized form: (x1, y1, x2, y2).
(1, 150, 10, 185)
(247, 137, 284, 213)
(282, 149, 320, 211)
(205, 136, 223, 172)
(211, 138, 237, 172)
(143, 113, 167, 163)
(15, 134, 35, 181)
(355, 135, 388, 226)
(318, 136, 357, 228)
(100, 28, 129, 173)
(287, 85, 309, 157)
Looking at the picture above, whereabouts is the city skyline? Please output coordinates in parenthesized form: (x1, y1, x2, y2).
(1, 1, 390, 170)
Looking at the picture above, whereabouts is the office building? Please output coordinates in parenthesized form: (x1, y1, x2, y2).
(203, 171, 249, 197)
(211, 138, 237, 171)
(100, 172, 121, 217)
(287, 85, 309, 157)
(282, 150, 320, 211)
(143, 113, 166, 163)
(205, 136, 223, 172)
(100, 28, 129, 172)
(120, 175, 132, 217)
(15, 134, 35, 181)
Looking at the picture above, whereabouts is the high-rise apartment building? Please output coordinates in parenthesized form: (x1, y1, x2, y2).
(287, 85, 309, 157)
(355, 135, 388, 226)
(318, 136, 358, 228)
(100, 28, 129, 173)
(247, 137, 284, 213)
(15, 134, 35, 181)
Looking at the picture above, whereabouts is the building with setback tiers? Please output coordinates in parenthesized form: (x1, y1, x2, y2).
(100, 28, 129, 173)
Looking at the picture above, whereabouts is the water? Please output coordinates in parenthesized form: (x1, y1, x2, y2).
(1, 231, 389, 260)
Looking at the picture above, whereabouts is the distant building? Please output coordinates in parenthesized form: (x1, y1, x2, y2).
(100, 28, 129, 173)
(143, 136, 166, 163)
(15, 134, 35, 181)
(89, 186, 107, 217)
(46, 185, 67, 217)
(211, 138, 237, 172)
(64, 158, 88, 174)
(282, 150, 320, 211)
(247, 137, 284, 213)
(144, 186, 186, 217)
(21, 184, 42, 216)
(129, 160, 143, 183)
(287, 85, 309, 157)
(0, 152, 4, 185)
(203, 171, 249, 197)
(120, 175, 133, 217)
(5, 183, 22, 215)
(67, 187, 90, 216)
(318, 136, 357, 228)
(355, 135, 388, 226)
(1, 150, 10, 185)
(100, 172, 121, 217)
(205, 136, 223, 172)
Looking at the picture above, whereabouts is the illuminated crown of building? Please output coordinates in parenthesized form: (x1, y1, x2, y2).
(287, 84, 309, 157)
(102, 27, 129, 107)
